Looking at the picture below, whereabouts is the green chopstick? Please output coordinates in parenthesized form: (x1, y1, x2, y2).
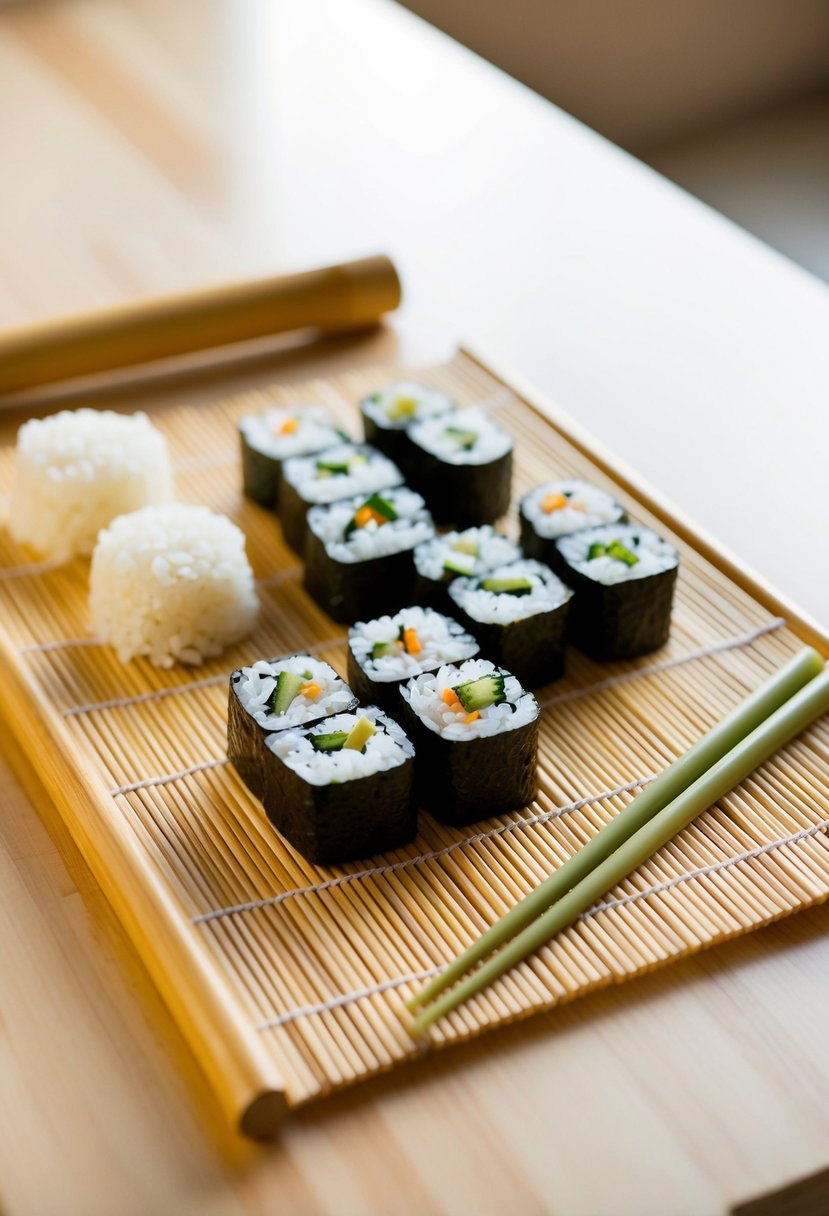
(407, 646, 824, 1015)
(412, 661, 829, 1034)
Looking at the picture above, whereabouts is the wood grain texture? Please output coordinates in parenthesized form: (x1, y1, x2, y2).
(2, 0, 829, 1212)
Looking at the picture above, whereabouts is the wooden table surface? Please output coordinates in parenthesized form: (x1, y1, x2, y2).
(2, 2, 829, 1214)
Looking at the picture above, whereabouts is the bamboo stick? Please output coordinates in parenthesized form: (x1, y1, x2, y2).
(411, 667, 829, 1033)
(0, 254, 401, 396)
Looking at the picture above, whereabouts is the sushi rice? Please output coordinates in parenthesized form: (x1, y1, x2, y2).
(361, 381, 454, 430)
(403, 658, 538, 742)
(89, 503, 259, 667)
(521, 478, 625, 539)
(281, 443, 403, 506)
(268, 707, 414, 785)
(557, 523, 679, 585)
(307, 486, 434, 563)
(9, 408, 172, 560)
(408, 407, 511, 465)
(238, 406, 344, 459)
(449, 558, 572, 624)
(414, 525, 520, 581)
(231, 655, 355, 730)
(349, 606, 478, 682)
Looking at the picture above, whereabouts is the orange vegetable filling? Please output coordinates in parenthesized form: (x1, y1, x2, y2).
(464, 711, 481, 724)
(299, 681, 321, 699)
(442, 687, 460, 708)
(541, 491, 568, 513)
(354, 505, 388, 529)
(403, 626, 422, 655)
(276, 416, 299, 436)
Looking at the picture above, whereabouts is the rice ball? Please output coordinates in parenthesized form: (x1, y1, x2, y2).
(9, 408, 172, 559)
(90, 504, 259, 667)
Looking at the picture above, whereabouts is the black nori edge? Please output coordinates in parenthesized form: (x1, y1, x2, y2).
(227, 657, 358, 799)
(518, 488, 628, 576)
(450, 592, 571, 689)
(259, 709, 418, 865)
(556, 541, 679, 661)
(406, 444, 512, 527)
(400, 678, 539, 826)
(346, 615, 479, 718)
(239, 427, 283, 508)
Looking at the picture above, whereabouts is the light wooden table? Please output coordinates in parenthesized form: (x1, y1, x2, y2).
(1, 3, 828, 1214)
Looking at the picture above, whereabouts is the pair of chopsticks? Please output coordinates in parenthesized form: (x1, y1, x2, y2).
(407, 646, 829, 1034)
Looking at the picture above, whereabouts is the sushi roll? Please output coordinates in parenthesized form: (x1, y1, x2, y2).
(360, 380, 454, 469)
(238, 405, 346, 507)
(400, 658, 539, 826)
(228, 654, 358, 798)
(555, 523, 680, 661)
(448, 558, 573, 688)
(413, 525, 522, 612)
(278, 442, 403, 554)
(519, 478, 627, 573)
(347, 606, 479, 717)
(406, 407, 512, 526)
(261, 707, 417, 865)
(304, 486, 435, 624)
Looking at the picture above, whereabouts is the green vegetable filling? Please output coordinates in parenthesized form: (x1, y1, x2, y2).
(453, 673, 506, 712)
(587, 538, 639, 566)
(443, 555, 476, 577)
(371, 640, 401, 660)
(451, 535, 479, 556)
(480, 576, 533, 596)
(315, 452, 369, 477)
(442, 426, 478, 451)
(310, 730, 350, 753)
(270, 671, 304, 716)
(343, 492, 399, 539)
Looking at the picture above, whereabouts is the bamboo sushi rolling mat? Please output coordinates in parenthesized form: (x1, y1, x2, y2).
(0, 347, 828, 1136)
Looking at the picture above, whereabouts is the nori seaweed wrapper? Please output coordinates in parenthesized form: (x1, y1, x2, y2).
(259, 709, 417, 865)
(407, 446, 512, 527)
(519, 494, 628, 575)
(359, 408, 414, 472)
(450, 597, 571, 689)
(555, 531, 679, 661)
(227, 658, 358, 799)
(304, 535, 421, 625)
(278, 445, 403, 555)
(303, 489, 435, 624)
(346, 616, 479, 719)
(412, 568, 456, 614)
(400, 677, 539, 826)
(239, 427, 282, 508)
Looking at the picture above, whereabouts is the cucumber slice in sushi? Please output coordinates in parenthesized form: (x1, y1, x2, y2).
(454, 674, 506, 712)
(270, 670, 305, 716)
(310, 730, 350, 753)
(479, 575, 533, 595)
(343, 492, 399, 539)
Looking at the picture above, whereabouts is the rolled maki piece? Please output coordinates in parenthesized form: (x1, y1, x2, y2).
(347, 606, 479, 716)
(238, 405, 346, 507)
(360, 380, 454, 468)
(519, 478, 627, 573)
(406, 407, 512, 526)
(555, 523, 680, 661)
(278, 442, 403, 554)
(304, 486, 435, 624)
(262, 707, 417, 865)
(448, 558, 573, 688)
(228, 654, 358, 799)
(413, 525, 522, 612)
(400, 658, 539, 826)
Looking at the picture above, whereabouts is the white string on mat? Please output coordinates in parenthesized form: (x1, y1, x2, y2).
(60, 633, 344, 717)
(191, 774, 656, 925)
(585, 817, 829, 917)
(255, 967, 442, 1032)
(0, 556, 66, 582)
(111, 757, 228, 796)
(20, 635, 103, 656)
(254, 819, 829, 1033)
(538, 618, 787, 711)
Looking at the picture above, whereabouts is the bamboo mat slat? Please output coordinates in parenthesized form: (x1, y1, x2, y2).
(0, 349, 827, 1135)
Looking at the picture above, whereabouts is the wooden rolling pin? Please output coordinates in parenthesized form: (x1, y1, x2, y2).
(0, 254, 401, 397)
